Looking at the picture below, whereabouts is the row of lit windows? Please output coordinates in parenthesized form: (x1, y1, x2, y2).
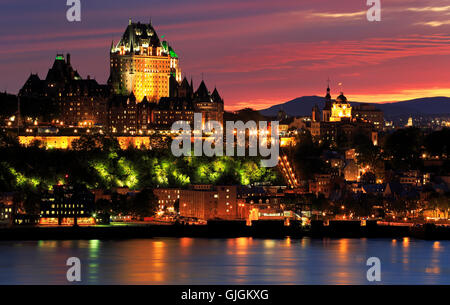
(49, 204, 84, 209)
(41, 210, 85, 215)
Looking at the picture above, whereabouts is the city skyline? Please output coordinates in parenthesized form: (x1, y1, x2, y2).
(2, 0, 450, 110)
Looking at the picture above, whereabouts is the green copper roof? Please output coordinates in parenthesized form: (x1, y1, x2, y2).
(161, 41, 168, 52)
(169, 48, 178, 59)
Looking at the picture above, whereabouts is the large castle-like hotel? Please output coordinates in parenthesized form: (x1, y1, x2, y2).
(19, 19, 224, 135)
(109, 19, 182, 102)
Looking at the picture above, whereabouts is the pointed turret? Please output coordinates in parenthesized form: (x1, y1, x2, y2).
(128, 92, 136, 104)
(323, 80, 332, 115)
(169, 74, 180, 97)
(174, 77, 193, 98)
(325, 85, 331, 101)
(141, 96, 149, 105)
(211, 87, 223, 103)
(19, 73, 43, 97)
(195, 80, 209, 99)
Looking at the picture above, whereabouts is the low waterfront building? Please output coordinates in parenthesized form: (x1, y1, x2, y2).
(0, 193, 14, 225)
(0, 203, 12, 224)
(40, 185, 95, 226)
(238, 191, 312, 222)
(179, 185, 238, 220)
(153, 188, 181, 213)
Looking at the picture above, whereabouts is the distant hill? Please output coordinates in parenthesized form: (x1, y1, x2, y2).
(259, 96, 450, 119)
(375, 97, 450, 118)
(260, 96, 325, 117)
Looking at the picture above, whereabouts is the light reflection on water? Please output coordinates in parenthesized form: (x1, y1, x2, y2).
(0, 238, 449, 285)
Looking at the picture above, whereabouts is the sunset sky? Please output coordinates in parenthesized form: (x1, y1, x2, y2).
(2, 0, 450, 110)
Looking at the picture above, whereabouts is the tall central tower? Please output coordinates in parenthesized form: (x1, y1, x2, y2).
(109, 19, 182, 103)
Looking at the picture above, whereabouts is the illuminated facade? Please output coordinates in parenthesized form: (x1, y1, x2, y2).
(19, 135, 155, 150)
(40, 185, 95, 226)
(310, 86, 381, 147)
(313, 85, 383, 128)
(280, 137, 296, 147)
(19, 135, 78, 149)
(179, 185, 238, 220)
(109, 19, 181, 103)
(153, 188, 180, 213)
(330, 93, 352, 122)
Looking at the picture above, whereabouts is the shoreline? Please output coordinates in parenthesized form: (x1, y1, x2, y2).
(0, 220, 449, 241)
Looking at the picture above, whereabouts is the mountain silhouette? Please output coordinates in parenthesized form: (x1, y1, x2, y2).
(259, 96, 450, 118)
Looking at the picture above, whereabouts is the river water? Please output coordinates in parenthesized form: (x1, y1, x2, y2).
(0, 237, 448, 284)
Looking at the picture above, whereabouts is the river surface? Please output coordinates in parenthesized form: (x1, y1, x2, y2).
(0, 237, 448, 284)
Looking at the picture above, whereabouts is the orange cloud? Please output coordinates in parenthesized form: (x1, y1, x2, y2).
(204, 34, 450, 74)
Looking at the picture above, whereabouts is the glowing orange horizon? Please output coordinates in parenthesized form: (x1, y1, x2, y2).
(223, 87, 450, 112)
